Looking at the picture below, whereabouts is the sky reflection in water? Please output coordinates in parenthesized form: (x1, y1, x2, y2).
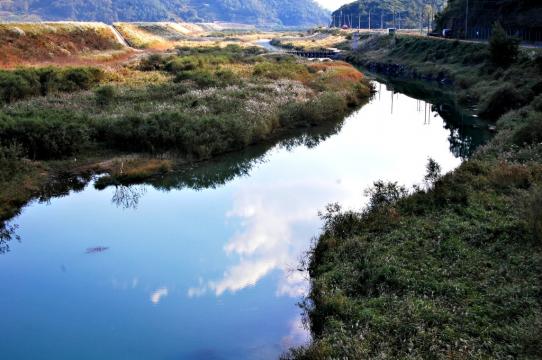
(0, 82, 487, 359)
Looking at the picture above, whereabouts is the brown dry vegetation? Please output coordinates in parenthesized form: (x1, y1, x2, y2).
(114, 22, 280, 50)
(0, 22, 127, 68)
(272, 31, 347, 51)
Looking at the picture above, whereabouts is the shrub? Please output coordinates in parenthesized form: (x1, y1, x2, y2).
(96, 112, 252, 159)
(424, 158, 442, 187)
(479, 84, 525, 119)
(489, 162, 532, 190)
(531, 94, 542, 112)
(364, 180, 408, 211)
(489, 22, 519, 67)
(166, 58, 197, 73)
(58, 68, 102, 92)
(139, 54, 166, 71)
(536, 55, 542, 72)
(253, 61, 308, 80)
(174, 70, 218, 87)
(513, 114, 542, 146)
(525, 187, 542, 242)
(0, 142, 23, 182)
(0, 71, 37, 103)
(0, 115, 89, 160)
(0, 67, 103, 104)
(95, 85, 116, 107)
(279, 92, 347, 128)
(215, 69, 237, 85)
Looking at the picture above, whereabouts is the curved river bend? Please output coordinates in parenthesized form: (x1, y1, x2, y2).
(0, 79, 489, 359)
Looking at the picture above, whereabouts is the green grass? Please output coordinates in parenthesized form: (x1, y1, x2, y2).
(348, 34, 542, 121)
(284, 33, 542, 360)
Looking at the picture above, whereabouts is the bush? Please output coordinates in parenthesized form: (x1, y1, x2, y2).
(279, 92, 347, 128)
(0, 142, 23, 182)
(0, 71, 38, 103)
(96, 112, 252, 159)
(513, 114, 542, 146)
(536, 55, 542, 72)
(526, 188, 542, 242)
(364, 180, 408, 211)
(139, 54, 167, 71)
(0, 67, 103, 104)
(489, 22, 520, 67)
(0, 115, 89, 160)
(479, 84, 525, 119)
(174, 70, 218, 87)
(166, 58, 197, 73)
(59, 68, 102, 92)
(424, 158, 442, 187)
(253, 61, 308, 80)
(95, 85, 116, 107)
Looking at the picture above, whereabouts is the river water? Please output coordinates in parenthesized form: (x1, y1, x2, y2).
(0, 78, 490, 359)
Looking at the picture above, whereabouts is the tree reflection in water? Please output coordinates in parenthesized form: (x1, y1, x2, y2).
(0, 222, 20, 255)
(112, 185, 147, 210)
(104, 119, 347, 208)
(375, 77, 492, 160)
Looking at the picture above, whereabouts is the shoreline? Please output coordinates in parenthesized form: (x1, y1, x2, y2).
(281, 32, 542, 359)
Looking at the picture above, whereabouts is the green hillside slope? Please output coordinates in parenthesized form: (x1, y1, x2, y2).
(331, 0, 446, 30)
(0, 0, 330, 27)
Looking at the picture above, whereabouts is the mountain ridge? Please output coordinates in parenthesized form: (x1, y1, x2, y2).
(0, 0, 330, 27)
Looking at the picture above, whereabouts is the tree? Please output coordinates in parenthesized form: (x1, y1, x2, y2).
(489, 22, 520, 67)
(424, 158, 441, 187)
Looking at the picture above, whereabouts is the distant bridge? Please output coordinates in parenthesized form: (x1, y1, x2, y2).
(285, 49, 342, 59)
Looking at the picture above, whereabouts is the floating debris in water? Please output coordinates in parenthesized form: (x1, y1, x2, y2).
(85, 246, 109, 254)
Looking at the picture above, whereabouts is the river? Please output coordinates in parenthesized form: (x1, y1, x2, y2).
(0, 78, 490, 359)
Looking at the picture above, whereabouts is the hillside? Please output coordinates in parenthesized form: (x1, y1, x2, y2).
(331, 0, 446, 30)
(0, 22, 127, 67)
(0, 0, 329, 27)
(436, 0, 542, 37)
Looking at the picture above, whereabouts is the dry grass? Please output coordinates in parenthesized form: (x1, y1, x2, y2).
(306, 61, 365, 91)
(115, 22, 282, 50)
(273, 32, 346, 51)
(0, 22, 124, 67)
(91, 157, 173, 178)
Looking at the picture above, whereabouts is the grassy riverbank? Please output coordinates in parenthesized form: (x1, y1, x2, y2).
(0, 44, 371, 223)
(284, 34, 542, 359)
(348, 33, 542, 119)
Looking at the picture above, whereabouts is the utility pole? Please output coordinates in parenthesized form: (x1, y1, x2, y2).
(369, 9, 371, 30)
(465, 0, 469, 39)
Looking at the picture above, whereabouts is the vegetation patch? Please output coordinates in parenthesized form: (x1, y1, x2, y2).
(0, 43, 371, 225)
(346, 32, 542, 122)
(283, 30, 542, 360)
(0, 22, 122, 67)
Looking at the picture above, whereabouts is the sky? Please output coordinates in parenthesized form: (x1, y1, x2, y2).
(315, 0, 353, 11)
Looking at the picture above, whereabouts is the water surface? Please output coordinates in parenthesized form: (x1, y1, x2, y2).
(0, 80, 489, 359)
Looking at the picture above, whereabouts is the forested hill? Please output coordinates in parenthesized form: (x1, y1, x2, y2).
(331, 0, 446, 30)
(436, 0, 542, 34)
(0, 0, 330, 27)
